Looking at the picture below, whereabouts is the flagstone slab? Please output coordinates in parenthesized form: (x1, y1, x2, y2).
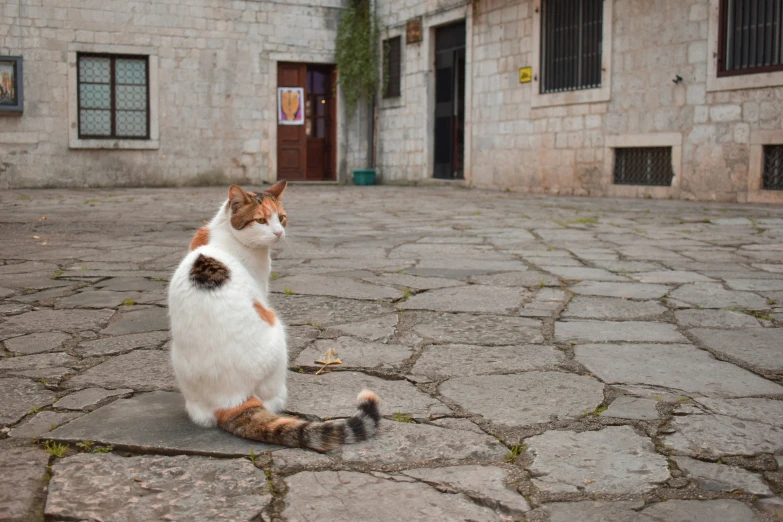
(540, 266, 629, 281)
(4, 332, 71, 354)
(631, 271, 715, 284)
(575, 344, 783, 398)
(45, 453, 272, 520)
(9, 410, 83, 439)
(271, 274, 403, 300)
(48, 391, 280, 455)
(669, 282, 769, 310)
(294, 337, 412, 370)
(662, 414, 783, 457)
(286, 371, 451, 418)
(672, 456, 773, 496)
(725, 278, 783, 291)
(563, 297, 666, 320)
(600, 396, 659, 421)
(0, 446, 51, 521)
(0, 352, 79, 372)
(570, 281, 671, 299)
(65, 350, 177, 392)
(526, 426, 669, 493)
(555, 320, 686, 343)
(401, 465, 530, 516)
(56, 290, 141, 309)
(95, 277, 168, 292)
(410, 344, 563, 378)
(0, 378, 56, 427)
(469, 271, 561, 287)
(399, 285, 528, 314)
(283, 471, 501, 521)
(55, 387, 134, 411)
(101, 308, 169, 335)
(695, 397, 783, 426)
(689, 328, 783, 371)
(338, 421, 506, 467)
(271, 295, 395, 327)
(0, 309, 115, 338)
(75, 331, 169, 357)
(412, 312, 543, 345)
(674, 309, 760, 328)
(440, 372, 604, 427)
(361, 273, 465, 290)
(325, 314, 398, 342)
(536, 500, 757, 522)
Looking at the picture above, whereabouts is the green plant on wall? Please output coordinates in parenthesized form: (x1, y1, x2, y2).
(335, 0, 380, 116)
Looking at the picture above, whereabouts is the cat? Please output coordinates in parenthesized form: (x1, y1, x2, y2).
(168, 182, 380, 451)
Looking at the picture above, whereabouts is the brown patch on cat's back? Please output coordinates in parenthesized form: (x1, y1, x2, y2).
(214, 397, 264, 424)
(189, 227, 210, 251)
(190, 254, 230, 290)
(253, 299, 277, 326)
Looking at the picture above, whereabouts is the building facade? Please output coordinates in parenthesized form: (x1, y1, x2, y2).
(2, 0, 783, 203)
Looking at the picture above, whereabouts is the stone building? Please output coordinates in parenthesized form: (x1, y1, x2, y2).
(1, 0, 783, 203)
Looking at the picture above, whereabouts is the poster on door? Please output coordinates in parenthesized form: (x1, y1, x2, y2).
(278, 87, 304, 125)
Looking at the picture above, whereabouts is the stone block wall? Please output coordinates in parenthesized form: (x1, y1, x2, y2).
(0, 0, 365, 188)
(376, 0, 783, 202)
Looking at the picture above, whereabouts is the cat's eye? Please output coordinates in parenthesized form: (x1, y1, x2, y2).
(255, 218, 266, 225)
(280, 215, 287, 227)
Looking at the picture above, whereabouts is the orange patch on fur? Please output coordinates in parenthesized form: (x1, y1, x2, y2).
(268, 417, 299, 429)
(253, 300, 277, 327)
(189, 227, 210, 251)
(214, 396, 264, 424)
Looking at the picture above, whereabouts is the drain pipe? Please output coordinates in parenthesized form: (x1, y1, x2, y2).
(367, 97, 375, 168)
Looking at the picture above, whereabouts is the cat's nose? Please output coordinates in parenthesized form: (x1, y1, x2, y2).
(274, 230, 283, 238)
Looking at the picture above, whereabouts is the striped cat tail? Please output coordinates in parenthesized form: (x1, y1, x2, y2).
(215, 389, 381, 452)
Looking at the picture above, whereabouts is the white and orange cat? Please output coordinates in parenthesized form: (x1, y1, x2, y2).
(168, 182, 380, 451)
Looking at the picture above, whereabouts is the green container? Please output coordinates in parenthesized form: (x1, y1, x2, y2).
(353, 168, 376, 186)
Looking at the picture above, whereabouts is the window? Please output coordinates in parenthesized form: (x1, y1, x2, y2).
(77, 54, 149, 139)
(614, 148, 675, 186)
(540, 0, 603, 93)
(763, 145, 783, 189)
(383, 36, 401, 98)
(719, 0, 783, 76)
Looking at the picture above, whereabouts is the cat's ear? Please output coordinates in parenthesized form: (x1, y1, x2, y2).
(265, 180, 287, 199)
(228, 184, 250, 213)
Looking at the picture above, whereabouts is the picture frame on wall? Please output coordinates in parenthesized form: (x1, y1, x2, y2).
(0, 56, 23, 114)
(278, 87, 304, 125)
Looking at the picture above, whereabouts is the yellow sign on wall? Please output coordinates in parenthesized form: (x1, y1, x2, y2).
(519, 67, 532, 84)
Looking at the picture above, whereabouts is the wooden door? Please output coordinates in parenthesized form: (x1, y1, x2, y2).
(277, 63, 307, 181)
(305, 65, 336, 181)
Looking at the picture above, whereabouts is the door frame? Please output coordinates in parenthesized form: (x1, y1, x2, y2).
(425, 7, 473, 184)
(268, 53, 343, 183)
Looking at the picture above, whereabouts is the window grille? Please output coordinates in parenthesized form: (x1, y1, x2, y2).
(540, 0, 603, 93)
(383, 37, 401, 98)
(614, 148, 675, 186)
(719, 0, 783, 76)
(763, 145, 783, 189)
(77, 54, 149, 139)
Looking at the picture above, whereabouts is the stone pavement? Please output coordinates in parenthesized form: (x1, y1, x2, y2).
(0, 185, 782, 521)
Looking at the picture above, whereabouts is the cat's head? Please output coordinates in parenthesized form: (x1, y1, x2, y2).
(225, 181, 288, 248)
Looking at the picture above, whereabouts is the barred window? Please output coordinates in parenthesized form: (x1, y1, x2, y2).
(719, 0, 783, 76)
(383, 36, 401, 98)
(77, 54, 149, 139)
(763, 145, 783, 189)
(540, 0, 603, 94)
(614, 148, 675, 187)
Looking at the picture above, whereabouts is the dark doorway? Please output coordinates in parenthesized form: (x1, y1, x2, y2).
(434, 21, 466, 180)
(277, 63, 337, 181)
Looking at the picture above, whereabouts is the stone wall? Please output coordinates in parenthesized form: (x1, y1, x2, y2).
(0, 0, 367, 188)
(375, 0, 783, 202)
